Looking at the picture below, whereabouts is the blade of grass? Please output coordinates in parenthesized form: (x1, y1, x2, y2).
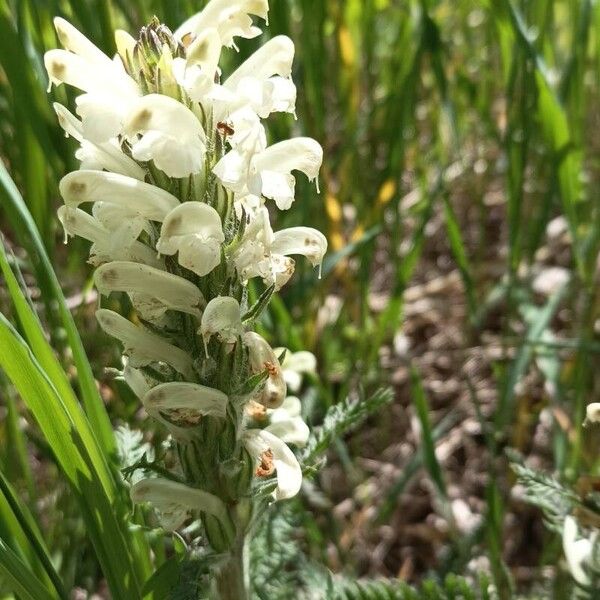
(0, 313, 144, 598)
(0, 161, 116, 456)
(0, 469, 66, 599)
(0, 538, 57, 600)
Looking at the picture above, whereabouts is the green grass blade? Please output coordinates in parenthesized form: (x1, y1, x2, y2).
(0, 469, 66, 599)
(442, 195, 476, 321)
(0, 538, 57, 600)
(0, 313, 143, 598)
(0, 161, 116, 456)
(409, 366, 448, 502)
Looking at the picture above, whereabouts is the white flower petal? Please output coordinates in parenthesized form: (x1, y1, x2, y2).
(96, 309, 194, 378)
(175, 0, 268, 48)
(200, 297, 243, 350)
(54, 104, 146, 180)
(143, 382, 228, 429)
(225, 36, 294, 90)
(563, 516, 593, 586)
(243, 331, 286, 408)
(157, 203, 224, 277)
(94, 261, 204, 318)
(585, 403, 600, 425)
(269, 395, 302, 419)
(124, 94, 207, 178)
(243, 429, 302, 500)
(271, 227, 327, 270)
(131, 477, 227, 530)
(57, 206, 162, 267)
(59, 170, 179, 222)
(54, 17, 113, 67)
(265, 417, 309, 447)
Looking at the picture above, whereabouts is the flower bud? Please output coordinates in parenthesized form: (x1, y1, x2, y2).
(200, 297, 243, 353)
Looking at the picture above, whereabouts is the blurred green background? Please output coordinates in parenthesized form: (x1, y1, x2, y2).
(1, 0, 600, 597)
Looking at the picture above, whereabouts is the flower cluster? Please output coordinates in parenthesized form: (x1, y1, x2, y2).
(46, 0, 325, 549)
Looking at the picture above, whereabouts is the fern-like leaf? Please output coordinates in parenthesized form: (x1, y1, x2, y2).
(302, 388, 393, 466)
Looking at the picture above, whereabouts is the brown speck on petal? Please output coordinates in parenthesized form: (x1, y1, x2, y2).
(256, 448, 274, 477)
(246, 400, 268, 421)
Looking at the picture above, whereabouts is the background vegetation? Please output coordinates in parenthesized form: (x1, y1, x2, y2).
(1, 0, 600, 597)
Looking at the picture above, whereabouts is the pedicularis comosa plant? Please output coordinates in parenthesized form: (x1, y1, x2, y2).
(45, 2, 326, 597)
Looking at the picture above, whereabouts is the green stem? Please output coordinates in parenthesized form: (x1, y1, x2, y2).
(215, 537, 248, 600)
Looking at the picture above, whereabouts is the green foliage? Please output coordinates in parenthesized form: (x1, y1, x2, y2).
(510, 459, 577, 533)
(302, 388, 394, 467)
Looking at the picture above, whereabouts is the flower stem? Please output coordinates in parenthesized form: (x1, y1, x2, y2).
(215, 536, 248, 600)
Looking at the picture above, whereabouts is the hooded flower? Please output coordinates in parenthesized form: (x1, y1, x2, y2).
(175, 0, 269, 49)
(142, 382, 228, 433)
(60, 170, 180, 222)
(124, 94, 207, 177)
(45, 18, 140, 142)
(265, 396, 309, 447)
(131, 477, 228, 531)
(214, 137, 323, 210)
(200, 297, 243, 352)
(243, 331, 286, 408)
(243, 429, 302, 500)
(94, 261, 204, 320)
(96, 309, 194, 379)
(157, 203, 225, 277)
(563, 516, 596, 586)
(57, 206, 162, 268)
(53, 103, 145, 180)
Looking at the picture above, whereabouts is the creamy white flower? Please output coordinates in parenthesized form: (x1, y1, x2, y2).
(60, 170, 180, 222)
(229, 207, 294, 290)
(94, 261, 204, 320)
(265, 396, 309, 446)
(53, 103, 145, 180)
(274, 349, 317, 392)
(172, 29, 222, 103)
(563, 516, 595, 586)
(585, 403, 600, 426)
(124, 94, 207, 178)
(175, 0, 268, 49)
(271, 227, 328, 275)
(57, 206, 162, 268)
(122, 359, 153, 400)
(222, 36, 295, 118)
(157, 203, 224, 277)
(215, 137, 323, 210)
(131, 477, 227, 531)
(200, 297, 243, 352)
(243, 331, 286, 408)
(243, 429, 301, 500)
(96, 309, 194, 378)
(45, 19, 139, 142)
(91, 201, 152, 242)
(142, 382, 228, 430)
